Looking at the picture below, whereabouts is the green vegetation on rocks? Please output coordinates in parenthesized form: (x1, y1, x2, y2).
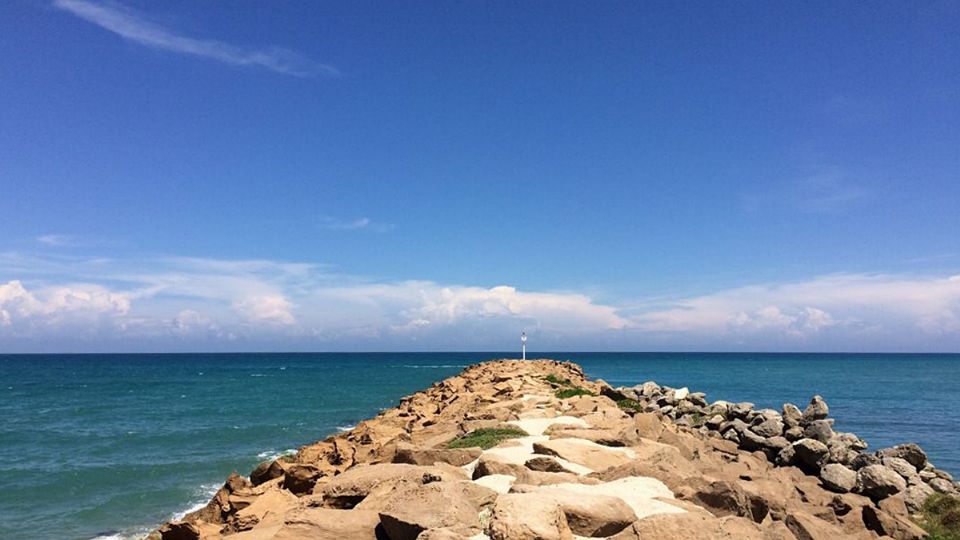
(446, 427, 528, 450)
(920, 494, 960, 540)
(617, 399, 644, 412)
(544, 374, 573, 386)
(555, 387, 595, 399)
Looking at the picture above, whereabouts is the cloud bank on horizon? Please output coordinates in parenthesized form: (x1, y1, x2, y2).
(1, 252, 958, 352)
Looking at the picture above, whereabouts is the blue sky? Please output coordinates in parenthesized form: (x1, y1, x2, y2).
(1, 1, 958, 352)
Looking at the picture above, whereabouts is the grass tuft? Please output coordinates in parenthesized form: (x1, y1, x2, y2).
(544, 374, 573, 386)
(446, 427, 528, 450)
(617, 399, 644, 412)
(555, 386, 595, 399)
(920, 493, 960, 540)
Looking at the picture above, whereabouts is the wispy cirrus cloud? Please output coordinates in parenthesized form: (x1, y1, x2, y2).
(53, 0, 338, 77)
(36, 234, 77, 247)
(742, 167, 868, 214)
(319, 216, 394, 232)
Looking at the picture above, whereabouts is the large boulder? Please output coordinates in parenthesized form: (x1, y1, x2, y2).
(752, 418, 784, 438)
(281, 464, 321, 495)
(880, 444, 927, 471)
(320, 464, 466, 508)
(157, 522, 200, 540)
(687, 480, 757, 520)
(882, 457, 920, 481)
(532, 439, 634, 471)
(512, 489, 637, 537)
(803, 420, 834, 443)
(251, 459, 289, 486)
(861, 505, 927, 540)
(784, 511, 846, 540)
(488, 493, 573, 540)
(269, 508, 383, 540)
(856, 464, 907, 500)
(607, 512, 768, 539)
(802, 396, 829, 423)
(392, 446, 482, 467)
(374, 481, 497, 540)
(903, 482, 935, 513)
(819, 463, 857, 493)
(782, 403, 803, 428)
(793, 438, 830, 472)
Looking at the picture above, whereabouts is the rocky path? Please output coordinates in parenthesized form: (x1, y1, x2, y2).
(151, 359, 940, 540)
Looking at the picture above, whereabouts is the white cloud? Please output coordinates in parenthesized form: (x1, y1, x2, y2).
(319, 217, 393, 232)
(53, 0, 338, 77)
(0, 279, 130, 333)
(233, 295, 296, 325)
(36, 234, 75, 247)
(632, 273, 960, 344)
(2, 253, 960, 351)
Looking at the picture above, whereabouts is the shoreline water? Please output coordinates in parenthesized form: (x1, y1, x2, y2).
(2, 352, 959, 539)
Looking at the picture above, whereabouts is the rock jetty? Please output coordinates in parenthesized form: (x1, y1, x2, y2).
(150, 359, 958, 540)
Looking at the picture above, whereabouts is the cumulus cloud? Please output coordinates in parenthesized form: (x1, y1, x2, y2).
(0, 279, 130, 333)
(233, 295, 296, 325)
(2, 253, 960, 351)
(632, 273, 960, 346)
(53, 0, 338, 77)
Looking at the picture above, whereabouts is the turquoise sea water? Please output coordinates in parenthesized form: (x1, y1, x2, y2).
(1, 352, 958, 539)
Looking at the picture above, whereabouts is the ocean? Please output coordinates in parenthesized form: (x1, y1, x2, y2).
(1, 352, 957, 539)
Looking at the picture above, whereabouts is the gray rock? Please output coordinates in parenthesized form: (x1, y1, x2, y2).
(719, 418, 749, 434)
(935, 468, 954, 482)
(659, 405, 674, 416)
(723, 428, 741, 445)
(793, 439, 830, 472)
(880, 444, 927, 471)
(753, 418, 785, 438)
(850, 453, 881, 470)
(706, 414, 724, 430)
(804, 420, 834, 443)
(782, 403, 803, 428)
(764, 436, 790, 452)
(784, 426, 805, 442)
(709, 401, 732, 415)
(638, 381, 660, 397)
(687, 392, 707, 407)
(739, 429, 767, 451)
(730, 402, 755, 419)
(904, 482, 935, 513)
(856, 465, 907, 499)
(882, 457, 920, 481)
(929, 477, 958, 494)
(820, 463, 857, 493)
(802, 395, 829, 423)
(776, 444, 797, 467)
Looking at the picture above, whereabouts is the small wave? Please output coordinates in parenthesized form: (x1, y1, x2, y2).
(250, 373, 267, 377)
(171, 483, 221, 521)
(401, 364, 467, 369)
(279, 366, 287, 370)
(337, 425, 356, 432)
(256, 448, 296, 461)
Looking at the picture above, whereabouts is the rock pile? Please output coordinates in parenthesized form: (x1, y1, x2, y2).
(603, 380, 959, 513)
(148, 359, 956, 540)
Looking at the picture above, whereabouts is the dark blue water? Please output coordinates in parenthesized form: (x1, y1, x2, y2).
(1, 352, 957, 539)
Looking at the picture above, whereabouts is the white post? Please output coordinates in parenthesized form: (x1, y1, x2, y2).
(521, 332, 527, 360)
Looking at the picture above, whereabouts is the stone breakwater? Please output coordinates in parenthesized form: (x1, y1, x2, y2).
(149, 359, 956, 540)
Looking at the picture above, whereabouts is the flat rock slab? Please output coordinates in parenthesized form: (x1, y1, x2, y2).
(532, 438, 636, 472)
(527, 477, 685, 520)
